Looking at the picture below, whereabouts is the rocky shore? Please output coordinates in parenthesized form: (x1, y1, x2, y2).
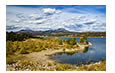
(6, 59, 105, 71)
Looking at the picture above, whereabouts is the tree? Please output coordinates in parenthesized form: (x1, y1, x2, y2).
(58, 38, 63, 45)
(6, 31, 34, 41)
(66, 38, 77, 45)
(86, 39, 89, 44)
(66, 39, 71, 45)
(80, 37, 84, 43)
(80, 36, 89, 44)
(53, 37, 58, 42)
(69, 38, 76, 45)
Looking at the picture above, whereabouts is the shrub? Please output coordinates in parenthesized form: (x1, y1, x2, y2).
(18, 42, 29, 54)
(66, 38, 77, 45)
(47, 62, 52, 66)
(80, 36, 89, 44)
(84, 36, 89, 44)
(53, 37, 58, 42)
(6, 41, 14, 55)
(69, 38, 77, 45)
(56, 64, 73, 71)
(77, 61, 106, 71)
(66, 39, 71, 44)
(12, 41, 20, 52)
(80, 37, 84, 43)
(86, 39, 89, 44)
(47, 42, 52, 48)
(101, 57, 105, 62)
(43, 42, 49, 49)
(6, 57, 17, 64)
(63, 48, 66, 52)
(76, 43, 79, 47)
(65, 44, 73, 48)
(58, 38, 63, 45)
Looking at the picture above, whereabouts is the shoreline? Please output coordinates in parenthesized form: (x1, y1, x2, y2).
(6, 42, 93, 71)
(43, 36, 106, 38)
(23, 42, 92, 63)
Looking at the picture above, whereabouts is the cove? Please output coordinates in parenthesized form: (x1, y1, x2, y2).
(51, 38, 106, 66)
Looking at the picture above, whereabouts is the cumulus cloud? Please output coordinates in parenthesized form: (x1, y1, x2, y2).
(29, 19, 46, 24)
(42, 8, 61, 15)
(6, 5, 106, 32)
(29, 14, 42, 20)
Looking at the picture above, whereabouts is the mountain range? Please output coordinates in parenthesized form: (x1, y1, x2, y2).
(18, 28, 70, 33)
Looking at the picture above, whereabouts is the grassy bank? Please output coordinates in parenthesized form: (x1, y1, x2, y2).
(6, 37, 106, 71)
(6, 36, 90, 55)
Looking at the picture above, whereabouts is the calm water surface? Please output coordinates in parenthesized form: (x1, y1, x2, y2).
(51, 38, 106, 65)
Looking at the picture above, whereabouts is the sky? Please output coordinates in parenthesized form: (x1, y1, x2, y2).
(6, 5, 106, 32)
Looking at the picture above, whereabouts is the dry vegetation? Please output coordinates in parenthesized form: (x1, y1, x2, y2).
(6, 37, 84, 55)
(6, 36, 105, 71)
(7, 58, 106, 71)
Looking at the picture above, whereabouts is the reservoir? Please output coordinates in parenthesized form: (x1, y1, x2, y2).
(51, 38, 106, 66)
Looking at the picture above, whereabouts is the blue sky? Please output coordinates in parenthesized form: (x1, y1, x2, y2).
(6, 5, 106, 32)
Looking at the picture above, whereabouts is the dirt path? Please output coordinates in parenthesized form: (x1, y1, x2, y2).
(21, 48, 83, 64)
(20, 42, 92, 64)
(21, 49, 63, 64)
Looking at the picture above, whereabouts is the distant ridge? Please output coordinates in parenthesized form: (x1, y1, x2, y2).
(18, 28, 69, 33)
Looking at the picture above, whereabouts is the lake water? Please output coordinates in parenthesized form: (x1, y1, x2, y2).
(51, 38, 106, 65)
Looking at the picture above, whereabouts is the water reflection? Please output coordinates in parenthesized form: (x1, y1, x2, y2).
(57, 52, 77, 56)
(51, 38, 106, 65)
(57, 47, 89, 56)
(83, 47, 89, 53)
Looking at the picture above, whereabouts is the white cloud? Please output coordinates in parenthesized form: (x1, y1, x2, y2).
(29, 14, 42, 20)
(6, 6, 106, 32)
(29, 19, 46, 24)
(42, 8, 61, 14)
